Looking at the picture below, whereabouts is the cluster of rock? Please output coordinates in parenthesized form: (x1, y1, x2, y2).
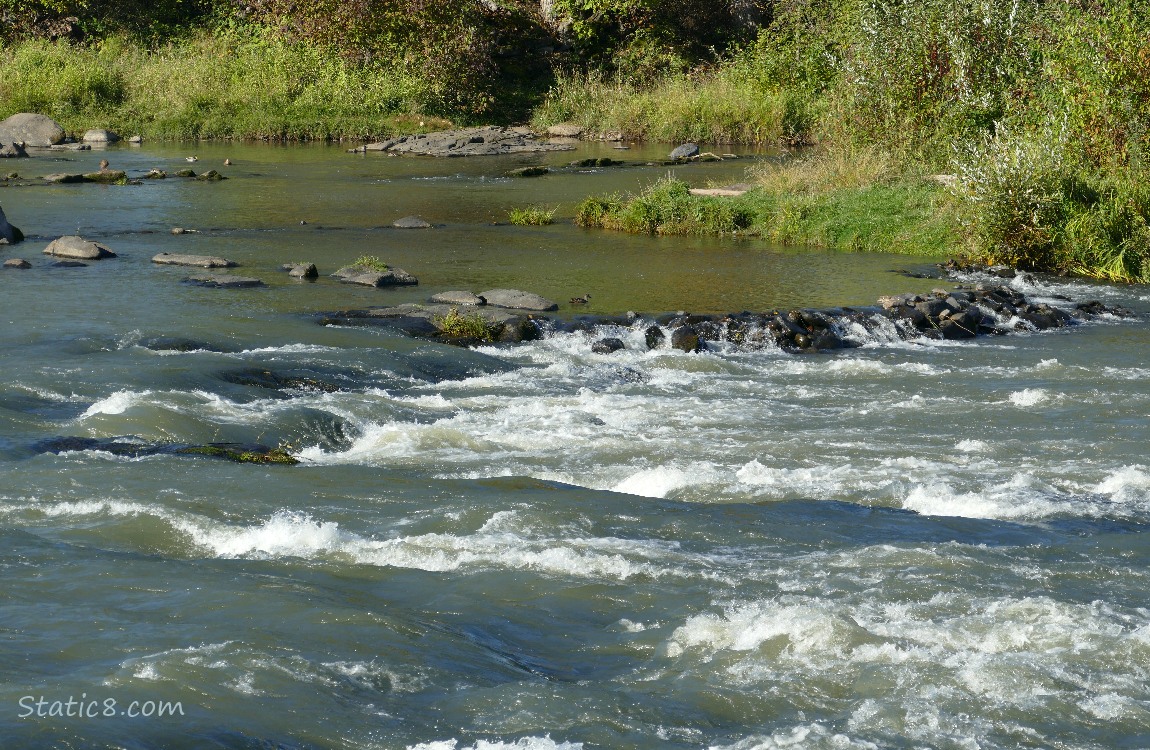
(0, 113, 139, 155)
(350, 126, 577, 157)
(319, 288, 559, 344)
(319, 281, 1133, 353)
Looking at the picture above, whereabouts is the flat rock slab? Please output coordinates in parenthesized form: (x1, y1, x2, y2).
(393, 216, 432, 229)
(430, 290, 486, 306)
(44, 171, 127, 184)
(333, 265, 418, 287)
(479, 288, 558, 311)
(0, 113, 65, 147)
(355, 126, 576, 157)
(44, 235, 116, 259)
(547, 123, 585, 138)
(184, 273, 264, 288)
(3, 258, 31, 268)
(153, 253, 237, 268)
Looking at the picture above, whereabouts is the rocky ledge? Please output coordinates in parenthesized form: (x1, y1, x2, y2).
(350, 126, 577, 157)
(34, 437, 298, 464)
(319, 279, 1133, 353)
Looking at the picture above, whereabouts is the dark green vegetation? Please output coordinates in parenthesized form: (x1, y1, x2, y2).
(2, 0, 1148, 280)
(507, 205, 556, 226)
(433, 308, 501, 342)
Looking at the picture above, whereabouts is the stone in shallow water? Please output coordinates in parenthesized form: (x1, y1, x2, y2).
(43, 235, 116, 260)
(669, 143, 700, 160)
(153, 252, 237, 268)
(3, 258, 31, 269)
(429, 290, 486, 306)
(478, 288, 558, 311)
(332, 265, 418, 287)
(183, 273, 264, 288)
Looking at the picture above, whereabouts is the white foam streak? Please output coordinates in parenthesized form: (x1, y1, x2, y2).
(408, 738, 582, 750)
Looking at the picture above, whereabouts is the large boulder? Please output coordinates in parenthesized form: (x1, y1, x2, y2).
(0, 142, 28, 158)
(43, 236, 115, 259)
(81, 128, 120, 143)
(478, 288, 558, 311)
(0, 113, 66, 147)
(669, 143, 700, 160)
(0, 205, 24, 244)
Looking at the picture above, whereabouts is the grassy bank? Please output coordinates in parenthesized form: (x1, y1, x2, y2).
(553, 0, 1150, 282)
(577, 150, 963, 257)
(0, 33, 448, 140)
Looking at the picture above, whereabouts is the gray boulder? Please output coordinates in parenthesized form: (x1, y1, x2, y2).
(43, 236, 115, 259)
(283, 263, 318, 279)
(393, 216, 431, 229)
(0, 142, 28, 158)
(479, 288, 558, 311)
(152, 253, 237, 268)
(669, 143, 700, 160)
(0, 113, 65, 147)
(430, 290, 486, 306)
(354, 126, 577, 157)
(3, 258, 31, 268)
(547, 123, 584, 138)
(82, 128, 120, 143)
(591, 337, 626, 354)
(332, 264, 418, 287)
(0, 205, 24, 244)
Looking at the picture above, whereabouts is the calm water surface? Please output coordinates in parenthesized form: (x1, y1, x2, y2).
(1, 141, 1149, 750)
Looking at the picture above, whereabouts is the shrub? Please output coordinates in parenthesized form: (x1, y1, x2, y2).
(434, 307, 500, 341)
(351, 255, 389, 272)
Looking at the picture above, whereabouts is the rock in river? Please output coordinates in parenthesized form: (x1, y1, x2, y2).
(393, 216, 432, 229)
(430, 291, 486, 306)
(353, 126, 577, 157)
(0, 204, 25, 244)
(478, 288, 558, 311)
(153, 252, 237, 268)
(332, 264, 418, 287)
(0, 113, 65, 147)
(184, 273, 265, 288)
(43, 236, 115, 260)
(669, 143, 700, 160)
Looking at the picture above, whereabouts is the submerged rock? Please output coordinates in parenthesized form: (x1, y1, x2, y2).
(3, 258, 31, 268)
(183, 273, 264, 288)
(153, 252, 237, 268)
(43, 235, 115, 259)
(393, 216, 432, 229)
(592, 337, 626, 354)
(353, 126, 577, 157)
(33, 436, 298, 464)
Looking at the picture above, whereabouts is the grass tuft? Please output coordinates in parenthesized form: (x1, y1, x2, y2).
(507, 205, 556, 226)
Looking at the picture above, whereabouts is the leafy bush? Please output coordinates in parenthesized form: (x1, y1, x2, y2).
(434, 307, 500, 341)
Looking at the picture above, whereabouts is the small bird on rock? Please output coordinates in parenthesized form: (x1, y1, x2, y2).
(223, 158, 232, 166)
(570, 293, 591, 305)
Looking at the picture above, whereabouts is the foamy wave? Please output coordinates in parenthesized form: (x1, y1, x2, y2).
(667, 602, 861, 659)
(902, 475, 1065, 519)
(1094, 466, 1150, 504)
(408, 738, 581, 750)
(81, 389, 153, 417)
(1008, 388, 1051, 407)
(710, 724, 879, 750)
(172, 510, 702, 582)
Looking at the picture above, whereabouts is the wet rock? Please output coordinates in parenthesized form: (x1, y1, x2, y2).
(50, 260, 88, 268)
(183, 273, 265, 288)
(153, 252, 237, 268)
(81, 128, 119, 143)
(284, 263, 318, 280)
(194, 169, 226, 181)
(218, 367, 348, 393)
(393, 215, 432, 229)
(591, 337, 626, 354)
(478, 288, 558, 311)
(43, 235, 116, 260)
(354, 126, 577, 157)
(175, 169, 196, 178)
(645, 326, 666, 350)
(0, 113, 65, 147)
(144, 169, 167, 179)
(0, 205, 24, 244)
(3, 258, 31, 268)
(140, 336, 232, 353)
(49, 143, 90, 151)
(430, 290, 486, 306)
(332, 264, 419, 287)
(170, 227, 198, 235)
(0, 142, 28, 158)
(669, 143, 700, 160)
(506, 166, 549, 177)
(570, 158, 624, 168)
(671, 325, 701, 352)
(547, 123, 584, 138)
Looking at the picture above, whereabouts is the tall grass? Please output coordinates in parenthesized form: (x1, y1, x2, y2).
(0, 32, 439, 140)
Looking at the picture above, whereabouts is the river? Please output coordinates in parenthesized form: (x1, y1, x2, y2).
(2, 140, 1149, 750)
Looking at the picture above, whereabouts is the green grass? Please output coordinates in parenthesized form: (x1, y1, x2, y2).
(350, 255, 389, 272)
(434, 308, 501, 341)
(507, 205, 556, 226)
(0, 33, 450, 140)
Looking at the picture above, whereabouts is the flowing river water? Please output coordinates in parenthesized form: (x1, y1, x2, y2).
(2, 141, 1149, 750)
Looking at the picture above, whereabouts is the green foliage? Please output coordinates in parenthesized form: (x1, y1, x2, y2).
(507, 205, 555, 226)
(577, 177, 753, 235)
(434, 307, 501, 341)
(351, 255, 389, 272)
